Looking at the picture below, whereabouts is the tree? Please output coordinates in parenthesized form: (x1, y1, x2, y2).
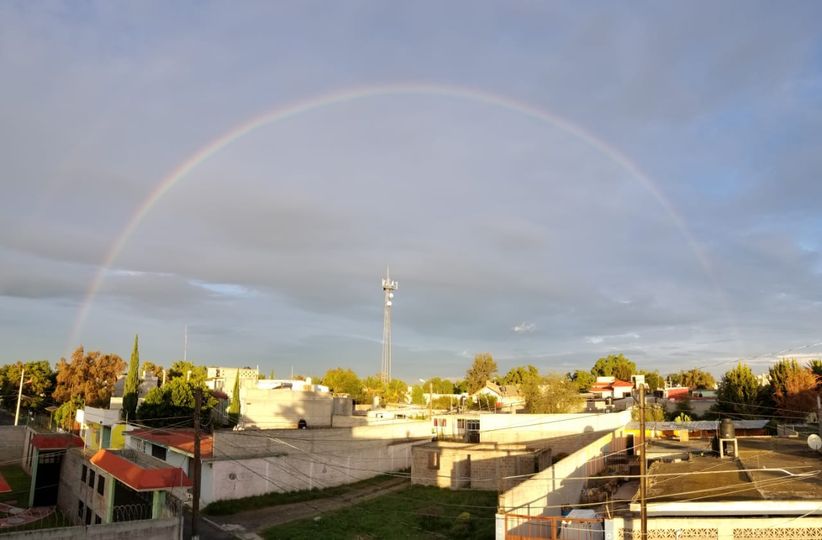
(423, 377, 457, 395)
(136, 378, 216, 428)
(768, 359, 817, 419)
(465, 353, 497, 394)
(122, 335, 140, 421)
(808, 360, 822, 389)
(523, 374, 584, 413)
(716, 362, 761, 416)
(641, 370, 664, 391)
(54, 347, 125, 408)
(569, 370, 595, 392)
(384, 379, 408, 404)
(500, 365, 540, 386)
(676, 368, 716, 389)
(167, 361, 207, 385)
(228, 368, 241, 423)
(632, 403, 665, 422)
(410, 385, 425, 405)
(361, 375, 386, 404)
(142, 361, 163, 379)
(591, 354, 636, 381)
(0, 360, 54, 411)
(321, 368, 363, 400)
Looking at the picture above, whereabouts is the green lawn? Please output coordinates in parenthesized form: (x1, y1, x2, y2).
(203, 474, 399, 516)
(0, 465, 31, 508)
(263, 485, 498, 540)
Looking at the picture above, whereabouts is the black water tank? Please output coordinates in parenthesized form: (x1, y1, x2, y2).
(719, 418, 735, 439)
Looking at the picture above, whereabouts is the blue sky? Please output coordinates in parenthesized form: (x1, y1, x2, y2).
(2, 2, 822, 381)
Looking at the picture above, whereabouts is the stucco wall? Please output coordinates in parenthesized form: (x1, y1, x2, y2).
(240, 388, 334, 429)
(202, 438, 419, 505)
(57, 449, 110, 526)
(605, 516, 822, 540)
(499, 430, 623, 520)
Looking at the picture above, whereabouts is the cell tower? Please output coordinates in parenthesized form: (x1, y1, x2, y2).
(380, 267, 398, 383)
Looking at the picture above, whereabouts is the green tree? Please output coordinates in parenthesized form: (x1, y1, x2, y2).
(410, 385, 425, 405)
(465, 353, 497, 394)
(0, 360, 54, 411)
(716, 362, 761, 416)
(632, 403, 665, 422)
(808, 360, 822, 389)
(681, 368, 716, 389)
(500, 365, 540, 386)
(136, 378, 216, 428)
(523, 374, 584, 413)
(641, 370, 664, 391)
(321, 368, 363, 400)
(122, 335, 140, 421)
(569, 370, 596, 392)
(384, 379, 408, 404)
(54, 347, 125, 408)
(591, 354, 636, 381)
(167, 361, 207, 385)
(422, 377, 457, 395)
(228, 368, 241, 424)
(361, 375, 386, 404)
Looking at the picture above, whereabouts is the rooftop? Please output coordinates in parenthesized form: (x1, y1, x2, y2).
(630, 437, 822, 516)
(31, 433, 84, 451)
(90, 448, 192, 491)
(127, 428, 213, 458)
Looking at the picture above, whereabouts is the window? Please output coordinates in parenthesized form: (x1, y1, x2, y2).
(466, 419, 480, 431)
(88, 469, 95, 487)
(151, 444, 167, 461)
(78, 500, 84, 519)
(457, 418, 465, 429)
(85, 507, 92, 525)
(428, 451, 440, 470)
(97, 475, 104, 496)
(81, 465, 87, 482)
(95, 515, 102, 525)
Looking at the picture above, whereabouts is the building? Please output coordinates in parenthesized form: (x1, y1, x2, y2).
(206, 366, 259, 394)
(473, 381, 525, 411)
(589, 377, 634, 400)
(76, 406, 129, 451)
(57, 447, 189, 527)
(25, 431, 84, 507)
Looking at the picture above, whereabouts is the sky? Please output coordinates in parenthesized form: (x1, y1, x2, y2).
(2, 1, 822, 381)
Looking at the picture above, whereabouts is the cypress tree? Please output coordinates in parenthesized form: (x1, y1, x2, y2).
(123, 335, 140, 421)
(228, 368, 241, 425)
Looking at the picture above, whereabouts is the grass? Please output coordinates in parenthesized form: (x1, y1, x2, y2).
(263, 485, 497, 540)
(203, 474, 400, 516)
(0, 465, 31, 508)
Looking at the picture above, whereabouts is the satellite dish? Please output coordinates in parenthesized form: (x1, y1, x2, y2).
(808, 434, 822, 451)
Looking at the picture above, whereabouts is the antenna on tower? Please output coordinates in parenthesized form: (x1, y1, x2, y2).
(380, 266, 398, 383)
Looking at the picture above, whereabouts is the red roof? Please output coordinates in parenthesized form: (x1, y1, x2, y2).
(90, 449, 192, 491)
(0, 472, 11, 494)
(128, 429, 213, 458)
(31, 434, 84, 450)
(611, 380, 634, 387)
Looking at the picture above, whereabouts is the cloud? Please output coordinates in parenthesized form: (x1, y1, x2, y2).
(512, 322, 536, 334)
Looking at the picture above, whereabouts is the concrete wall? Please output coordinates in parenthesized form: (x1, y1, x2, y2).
(57, 449, 111, 526)
(411, 442, 542, 490)
(0, 518, 180, 540)
(499, 429, 624, 519)
(0, 426, 27, 469)
(202, 438, 419, 505)
(240, 388, 334, 429)
(605, 516, 822, 540)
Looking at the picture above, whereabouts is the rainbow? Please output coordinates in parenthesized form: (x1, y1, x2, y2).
(66, 82, 735, 352)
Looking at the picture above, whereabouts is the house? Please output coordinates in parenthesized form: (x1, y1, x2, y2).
(473, 381, 525, 411)
(206, 366, 259, 393)
(589, 377, 634, 399)
(109, 370, 160, 412)
(57, 446, 189, 527)
(238, 384, 335, 429)
(25, 432, 83, 507)
(76, 405, 129, 451)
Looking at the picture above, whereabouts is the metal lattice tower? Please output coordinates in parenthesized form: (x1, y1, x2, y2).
(380, 267, 398, 383)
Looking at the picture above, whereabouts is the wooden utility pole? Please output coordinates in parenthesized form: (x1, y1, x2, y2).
(639, 383, 647, 540)
(14, 368, 24, 427)
(817, 395, 821, 438)
(191, 388, 202, 540)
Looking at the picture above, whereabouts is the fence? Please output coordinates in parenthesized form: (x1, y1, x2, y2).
(503, 514, 603, 540)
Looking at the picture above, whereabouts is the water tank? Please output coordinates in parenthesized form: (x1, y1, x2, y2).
(719, 418, 735, 439)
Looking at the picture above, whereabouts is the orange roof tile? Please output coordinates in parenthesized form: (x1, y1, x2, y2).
(90, 449, 192, 491)
(128, 429, 213, 458)
(31, 434, 84, 450)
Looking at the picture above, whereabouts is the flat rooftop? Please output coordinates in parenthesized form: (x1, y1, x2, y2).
(630, 437, 822, 516)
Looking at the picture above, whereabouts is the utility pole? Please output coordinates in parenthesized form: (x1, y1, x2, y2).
(191, 388, 202, 540)
(639, 382, 647, 540)
(817, 395, 821, 438)
(14, 368, 25, 427)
